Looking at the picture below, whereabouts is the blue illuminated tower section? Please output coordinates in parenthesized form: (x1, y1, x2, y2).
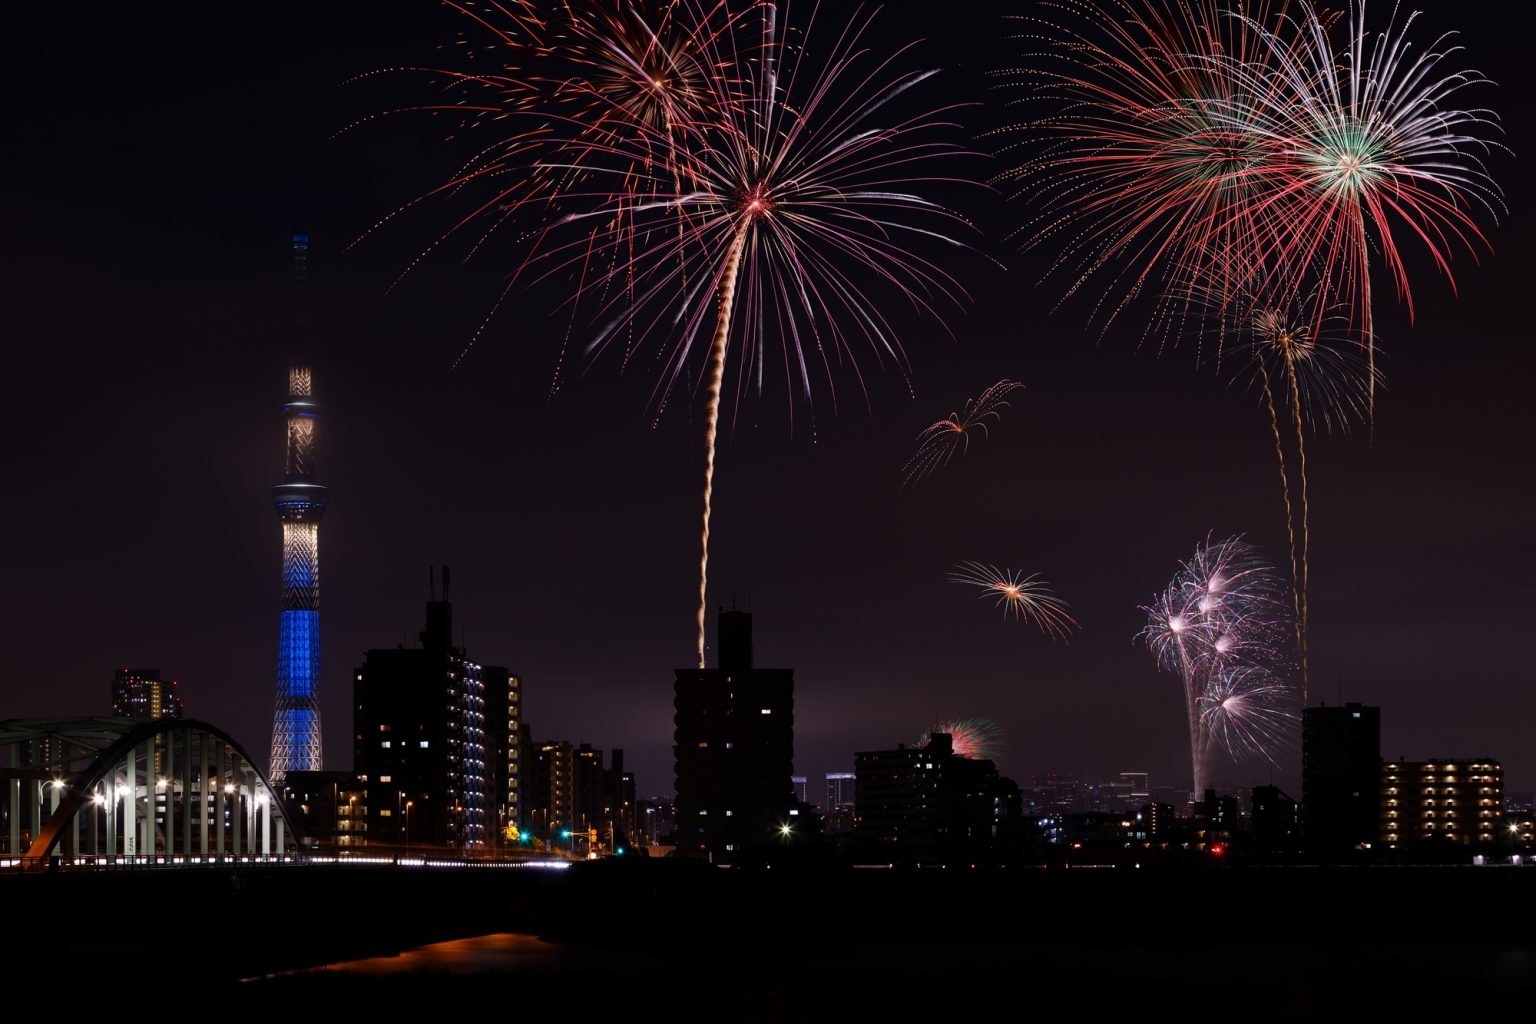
(269, 362, 327, 783)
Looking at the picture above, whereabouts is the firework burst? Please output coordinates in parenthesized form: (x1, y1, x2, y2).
(920, 718, 1004, 762)
(1226, 0, 1505, 417)
(950, 562, 1078, 640)
(992, 0, 1295, 344)
(368, 2, 981, 668)
(901, 379, 1024, 488)
(1200, 665, 1296, 764)
(1000, 0, 1503, 385)
(1139, 536, 1296, 795)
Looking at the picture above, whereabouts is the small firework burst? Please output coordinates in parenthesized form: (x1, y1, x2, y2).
(901, 379, 1025, 488)
(950, 561, 1078, 640)
(920, 717, 1004, 762)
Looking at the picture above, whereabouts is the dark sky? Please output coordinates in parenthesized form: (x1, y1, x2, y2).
(2, 2, 1530, 802)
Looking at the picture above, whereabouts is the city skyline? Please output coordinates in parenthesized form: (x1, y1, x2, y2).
(2, 2, 1530, 803)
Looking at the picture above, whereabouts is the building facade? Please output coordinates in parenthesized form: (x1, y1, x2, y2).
(110, 668, 184, 720)
(673, 609, 795, 861)
(483, 666, 522, 844)
(1381, 759, 1504, 848)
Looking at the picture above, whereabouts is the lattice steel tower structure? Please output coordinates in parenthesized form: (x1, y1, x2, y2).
(269, 232, 327, 783)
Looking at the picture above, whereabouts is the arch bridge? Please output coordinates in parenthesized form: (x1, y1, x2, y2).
(1, 717, 298, 869)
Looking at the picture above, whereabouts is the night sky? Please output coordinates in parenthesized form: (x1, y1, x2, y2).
(3, 2, 1530, 802)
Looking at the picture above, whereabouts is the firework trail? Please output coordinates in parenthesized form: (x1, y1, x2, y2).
(1139, 536, 1295, 796)
(920, 718, 1004, 762)
(1188, 263, 1382, 701)
(950, 562, 1079, 640)
(364, 2, 980, 669)
(901, 379, 1024, 488)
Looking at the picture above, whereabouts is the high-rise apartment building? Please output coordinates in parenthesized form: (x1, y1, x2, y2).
(674, 609, 794, 861)
(353, 570, 493, 850)
(1302, 703, 1381, 853)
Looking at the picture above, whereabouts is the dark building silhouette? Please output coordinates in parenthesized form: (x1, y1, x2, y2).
(526, 739, 574, 836)
(1381, 759, 1504, 849)
(110, 668, 184, 720)
(574, 743, 606, 832)
(1302, 702, 1381, 853)
(674, 608, 795, 861)
(637, 795, 673, 847)
(606, 749, 637, 848)
(854, 733, 1013, 859)
(1199, 789, 1240, 841)
(1251, 785, 1298, 851)
(353, 570, 493, 850)
(825, 771, 857, 832)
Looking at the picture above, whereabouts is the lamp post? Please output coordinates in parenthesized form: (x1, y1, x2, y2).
(1510, 821, 1522, 863)
(405, 800, 413, 857)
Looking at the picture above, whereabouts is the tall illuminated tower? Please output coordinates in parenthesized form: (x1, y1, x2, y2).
(269, 233, 327, 783)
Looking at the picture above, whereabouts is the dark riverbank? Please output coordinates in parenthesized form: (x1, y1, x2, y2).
(7, 859, 1533, 1014)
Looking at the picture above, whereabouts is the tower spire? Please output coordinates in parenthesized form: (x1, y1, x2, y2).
(270, 232, 327, 784)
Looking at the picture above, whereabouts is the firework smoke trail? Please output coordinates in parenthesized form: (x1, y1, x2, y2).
(1140, 537, 1295, 795)
(901, 379, 1024, 488)
(919, 718, 1004, 762)
(950, 562, 1079, 640)
(363, 3, 979, 669)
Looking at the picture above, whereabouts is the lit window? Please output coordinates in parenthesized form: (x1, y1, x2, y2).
(380, 775, 392, 783)
(725, 810, 733, 817)
(698, 742, 709, 749)
(381, 741, 391, 749)
(760, 709, 772, 715)
(420, 741, 429, 748)
(381, 810, 392, 817)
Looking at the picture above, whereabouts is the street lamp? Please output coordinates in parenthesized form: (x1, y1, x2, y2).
(405, 800, 414, 856)
(1510, 821, 1522, 862)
